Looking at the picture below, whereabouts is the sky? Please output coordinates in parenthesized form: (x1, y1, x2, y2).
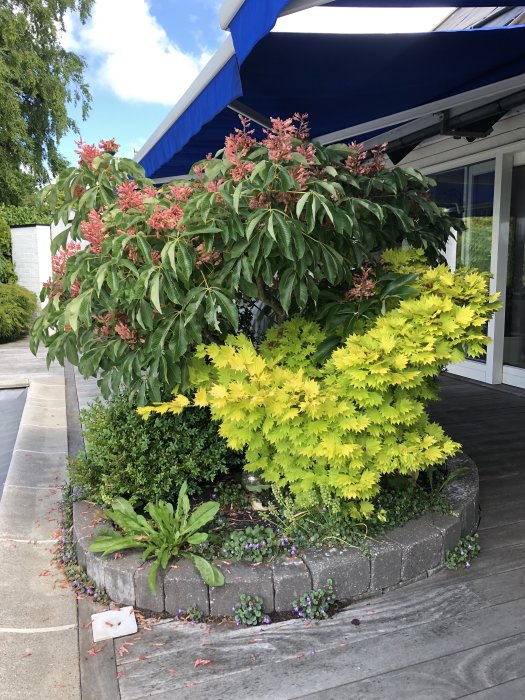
(59, 1, 453, 167)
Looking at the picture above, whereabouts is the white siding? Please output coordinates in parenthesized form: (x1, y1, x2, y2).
(10, 226, 52, 305)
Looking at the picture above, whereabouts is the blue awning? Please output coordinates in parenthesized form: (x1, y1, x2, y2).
(224, 1, 503, 64)
(137, 7, 525, 180)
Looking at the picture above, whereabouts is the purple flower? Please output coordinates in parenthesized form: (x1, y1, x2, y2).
(465, 561, 471, 568)
(290, 545, 298, 557)
(262, 616, 270, 625)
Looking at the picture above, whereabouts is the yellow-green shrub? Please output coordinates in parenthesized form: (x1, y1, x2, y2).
(140, 250, 498, 516)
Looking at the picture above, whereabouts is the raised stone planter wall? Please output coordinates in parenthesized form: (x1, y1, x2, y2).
(73, 454, 479, 616)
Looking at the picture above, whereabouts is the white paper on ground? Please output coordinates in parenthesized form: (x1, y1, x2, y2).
(91, 606, 138, 642)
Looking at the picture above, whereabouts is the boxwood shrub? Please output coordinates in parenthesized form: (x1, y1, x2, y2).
(69, 390, 244, 506)
(0, 283, 37, 342)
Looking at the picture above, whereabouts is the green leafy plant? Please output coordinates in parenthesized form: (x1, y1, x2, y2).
(90, 482, 225, 593)
(292, 579, 335, 620)
(174, 604, 204, 623)
(445, 534, 480, 570)
(233, 594, 270, 626)
(212, 481, 251, 511)
(0, 217, 16, 284)
(0, 283, 37, 342)
(55, 483, 108, 603)
(220, 525, 278, 562)
(68, 389, 242, 506)
(31, 116, 460, 403)
(143, 251, 498, 515)
(0, 203, 52, 227)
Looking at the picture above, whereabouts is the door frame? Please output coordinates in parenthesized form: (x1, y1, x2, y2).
(424, 145, 525, 388)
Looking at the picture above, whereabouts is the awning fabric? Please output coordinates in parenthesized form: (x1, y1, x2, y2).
(226, 1, 503, 63)
(138, 6, 525, 180)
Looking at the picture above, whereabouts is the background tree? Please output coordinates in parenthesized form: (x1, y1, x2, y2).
(0, 0, 93, 205)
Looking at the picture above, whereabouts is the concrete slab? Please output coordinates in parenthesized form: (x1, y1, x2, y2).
(0, 484, 63, 540)
(14, 424, 68, 454)
(0, 540, 77, 628)
(0, 627, 80, 700)
(25, 383, 66, 402)
(5, 450, 66, 489)
(21, 402, 68, 429)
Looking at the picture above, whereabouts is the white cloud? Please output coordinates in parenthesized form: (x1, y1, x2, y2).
(273, 7, 453, 34)
(61, 0, 213, 106)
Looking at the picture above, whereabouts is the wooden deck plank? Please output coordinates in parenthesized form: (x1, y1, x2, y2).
(461, 675, 525, 699)
(120, 597, 525, 700)
(298, 632, 525, 700)
(118, 563, 525, 699)
(116, 374, 525, 699)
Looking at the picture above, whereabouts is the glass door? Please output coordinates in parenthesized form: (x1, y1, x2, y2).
(432, 161, 495, 371)
(503, 164, 525, 372)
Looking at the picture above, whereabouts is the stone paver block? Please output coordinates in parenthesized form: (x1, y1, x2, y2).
(102, 552, 142, 606)
(383, 570, 428, 592)
(84, 549, 107, 588)
(385, 517, 442, 581)
(427, 512, 462, 558)
(442, 466, 479, 536)
(272, 556, 312, 612)
(164, 558, 210, 616)
(72, 501, 108, 544)
(135, 560, 165, 613)
(209, 560, 274, 616)
(447, 452, 476, 474)
(368, 539, 402, 591)
(302, 547, 370, 600)
(73, 501, 109, 568)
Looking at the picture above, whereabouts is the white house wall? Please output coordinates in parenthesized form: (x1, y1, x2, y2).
(10, 226, 52, 304)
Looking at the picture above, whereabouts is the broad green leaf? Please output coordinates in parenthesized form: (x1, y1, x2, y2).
(246, 208, 267, 240)
(177, 242, 195, 283)
(185, 501, 220, 534)
(95, 262, 110, 293)
(186, 554, 225, 587)
(150, 273, 162, 313)
(233, 181, 243, 213)
(296, 192, 310, 219)
(267, 212, 276, 241)
(175, 481, 189, 522)
(147, 559, 161, 595)
(279, 269, 295, 314)
(214, 290, 238, 329)
(186, 532, 208, 545)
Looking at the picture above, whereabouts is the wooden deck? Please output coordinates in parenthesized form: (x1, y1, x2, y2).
(112, 374, 525, 700)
